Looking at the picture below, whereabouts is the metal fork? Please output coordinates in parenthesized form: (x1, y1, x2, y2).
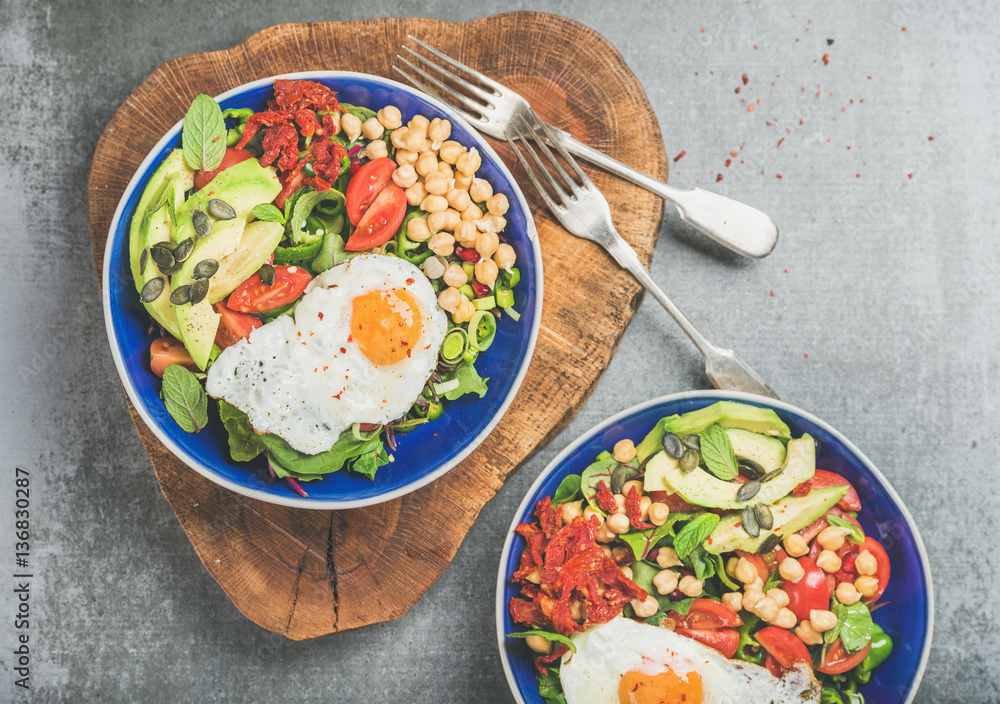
(394, 37, 779, 259)
(505, 110, 778, 398)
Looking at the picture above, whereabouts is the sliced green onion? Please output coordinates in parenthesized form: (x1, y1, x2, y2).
(496, 286, 514, 308)
(502, 305, 521, 321)
(441, 329, 468, 363)
(503, 266, 521, 288)
(468, 310, 497, 351)
(462, 347, 479, 364)
(434, 379, 460, 395)
(462, 261, 476, 279)
(458, 284, 475, 300)
(473, 295, 495, 311)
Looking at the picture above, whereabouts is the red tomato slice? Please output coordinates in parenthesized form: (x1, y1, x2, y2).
(784, 556, 833, 623)
(193, 147, 255, 192)
(756, 626, 813, 671)
(817, 639, 871, 674)
(149, 336, 198, 377)
(227, 265, 312, 313)
(646, 491, 703, 515)
(345, 182, 407, 251)
(667, 600, 743, 630)
(837, 537, 891, 604)
(274, 169, 305, 210)
(674, 627, 739, 659)
(763, 654, 783, 678)
(802, 470, 862, 511)
(213, 302, 263, 349)
(736, 550, 773, 582)
(345, 157, 397, 225)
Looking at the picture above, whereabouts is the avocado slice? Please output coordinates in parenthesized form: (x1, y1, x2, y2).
(726, 427, 787, 473)
(172, 159, 280, 244)
(636, 401, 792, 463)
(209, 221, 285, 303)
(135, 202, 182, 338)
(128, 149, 195, 285)
(643, 434, 815, 509)
(704, 484, 849, 554)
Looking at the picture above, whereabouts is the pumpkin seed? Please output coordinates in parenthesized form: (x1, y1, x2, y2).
(679, 449, 700, 473)
(755, 504, 774, 531)
(192, 259, 219, 280)
(758, 533, 781, 554)
(150, 245, 176, 271)
(207, 198, 237, 220)
(739, 459, 765, 478)
(139, 247, 149, 276)
(153, 240, 176, 252)
(760, 468, 783, 483)
(610, 465, 627, 495)
(662, 432, 684, 460)
(736, 480, 761, 503)
(742, 506, 760, 538)
(192, 209, 211, 238)
(139, 277, 165, 302)
(682, 434, 701, 451)
(174, 237, 194, 263)
(169, 285, 191, 305)
(189, 278, 210, 305)
(258, 263, 276, 286)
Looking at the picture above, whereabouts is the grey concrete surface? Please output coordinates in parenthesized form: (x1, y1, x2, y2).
(0, 0, 994, 701)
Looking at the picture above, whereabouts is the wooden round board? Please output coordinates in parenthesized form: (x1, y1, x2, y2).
(87, 12, 667, 640)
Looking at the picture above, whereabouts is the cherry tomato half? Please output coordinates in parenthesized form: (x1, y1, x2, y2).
(213, 302, 263, 350)
(674, 627, 739, 659)
(837, 536, 891, 604)
(763, 654, 783, 678)
(275, 169, 305, 210)
(667, 600, 743, 630)
(193, 147, 255, 192)
(345, 157, 396, 225)
(345, 181, 407, 251)
(227, 265, 312, 313)
(646, 491, 703, 515)
(817, 639, 872, 674)
(784, 556, 833, 623)
(756, 626, 813, 671)
(149, 336, 198, 378)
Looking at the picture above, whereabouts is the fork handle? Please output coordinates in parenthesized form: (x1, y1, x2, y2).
(602, 235, 779, 399)
(550, 128, 779, 259)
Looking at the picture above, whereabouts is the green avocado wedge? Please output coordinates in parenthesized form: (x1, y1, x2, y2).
(128, 149, 194, 286)
(134, 202, 182, 338)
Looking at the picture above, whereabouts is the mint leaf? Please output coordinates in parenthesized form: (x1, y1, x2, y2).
(217, 401, 265, 462)
(827, 513, 866, 545)
(832, 600, 874, 653)
(181, 94, 226, 172)
(251, 203, 286, 224)
(700, 424, 739, 480)
(617, 514, 690, 560)
(161, 364, 208, 433)
(672, 513, 721, 559)
(686, 544, 717, 581)
(506, 630, 577, 655)
(552, 475, 582, 504)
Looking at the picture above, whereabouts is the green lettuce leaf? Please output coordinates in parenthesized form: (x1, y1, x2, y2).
(217, 401, 265, 461)
(442, 362, 489, 400)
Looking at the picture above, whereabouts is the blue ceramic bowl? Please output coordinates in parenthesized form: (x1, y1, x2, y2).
(496, 391, 933, 703)
(102, 72, 542, 509)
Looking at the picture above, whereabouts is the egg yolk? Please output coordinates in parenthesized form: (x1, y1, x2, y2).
(618, 667, 704, 704)
(351, 288, 423, 366)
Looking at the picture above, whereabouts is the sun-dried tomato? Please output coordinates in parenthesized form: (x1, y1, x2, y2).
(509, 597, 546, 628)
(304, 138, 346, 191)
(534, 644, 569, 675)
(625, 485, 654, 530)
(594, 480, 618, 514)
(260, 122, 302, 171)
(535, 496, 562, 540)
(271, 78, 341, 113)
(294, 108, 322, 138)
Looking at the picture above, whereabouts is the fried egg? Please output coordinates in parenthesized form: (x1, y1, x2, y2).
(206, 254, 447, 454)
(560, 617, 819, 704)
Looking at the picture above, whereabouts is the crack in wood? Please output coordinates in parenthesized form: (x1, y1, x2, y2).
(325, 512, 340, 631)
(284, 547, 310, 635)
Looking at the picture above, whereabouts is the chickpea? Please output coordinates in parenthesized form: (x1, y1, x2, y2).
(453, 221, 479, 248)
(601, 545, 613, 559)
(437, 162, 455, 180)
(722, 592, 743, 613)
(778, 557, 805, 583)
(525, 635, 551, 654)
(476, 230, 500, 259)
(341, 112, 362, 143)
(392, 165, 418, 189)
(361, 116, 384, 140)
(428, 231, 455, 257)
(481, 214, 507, 233)
(783, 533, 809, 558)
(363, 140, 388, 160)
(653, 569, 679, 595)
(429, 209, 461, 233)
(423, 171, 450, 196)
(454, 171, 474, 191)
(470, 177, 494, 203)
(835, 581, 862, 606)
(452, 297, 475, 324)
(486, 193, 510, 216)
(659, 617, 677, 631)
(415, 152, 439, 177)
(569, 600, 584, 621)
(613, 438, 637, 463)
(855, 550, 878, 576)
(325, 111, 341, 135)
(816, 550, 843, 573)
(402, 127, 427, 151)
(438, 140, 465, 164)
(406, 216, 431, 242)
(639, 496, 652, 521)
(376, 105, 402, 130)
(678, 575, 704, 598)
(595, 520, 616, 544)
(773, 608, 798, 630)
(428, 117, 452, 143)
(494, 242, 516, 271)
(561, 500, 583, 525)
(742, 589, 764, 611)
(395, 149, 419, 167)
(766, 588, 790, 608)
(620, 565, 633, 581)
(418, 139, 434, 154)
(817, 526, 851, 552)
(755, 596, 779, 623)
(446, 188, 472, 212)
(420, 194, 449, 213)
(735, 557, 759, 585)
(809, 609, 838, 633)
(422, 255, 447, 280)
(632, 595, 659, 619)
(582, 506, 601, 522)
(612, 494, 627, 514)
(648, 503, 670, 527)
(854, 575, 879, 597)
(462, 203, 484, 222)
(404, 182, 427, 207)
(725, 557, 740, 578)
(747, 576, 765, 593)
(622, 480, 643, 496)
(795, 620, 823, 645)
(390, 125, 410, 149)
(408, 114, 430, 130)
(607, 513, 631, 535)
(456, 147, 481, 176)
(437, 287, 463, 313)
(655, 546, 681, 569)
(611, 546, 630, 562)
(443, 263, 468, 288)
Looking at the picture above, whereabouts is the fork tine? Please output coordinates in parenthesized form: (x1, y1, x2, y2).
(517, 114, 581, 196)
(405, 36, 507, 96)
(527, 113, 590, 185)
(393, 58, 486, 123)
(399, 46, 497, 105)
(504, 128, 563, 215)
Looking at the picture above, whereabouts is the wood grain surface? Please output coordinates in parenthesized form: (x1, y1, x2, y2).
(87, 12, 667, 640)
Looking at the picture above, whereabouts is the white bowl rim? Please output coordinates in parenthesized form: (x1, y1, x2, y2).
(494, 389, 934, 704)
(101, 70, 543, 510)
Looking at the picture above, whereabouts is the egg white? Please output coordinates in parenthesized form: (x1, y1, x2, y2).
(559, 616, 820, 704)
(206, 254, 447, 454)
